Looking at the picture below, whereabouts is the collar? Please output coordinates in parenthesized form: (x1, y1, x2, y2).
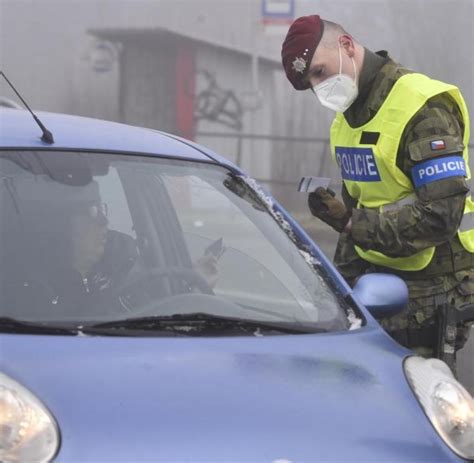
(356, 49, 388, 101)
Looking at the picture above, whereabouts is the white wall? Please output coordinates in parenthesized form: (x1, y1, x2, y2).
(1, 0, 471, 133)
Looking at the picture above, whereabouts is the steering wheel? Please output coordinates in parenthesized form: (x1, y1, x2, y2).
(110, 266, 214, 314)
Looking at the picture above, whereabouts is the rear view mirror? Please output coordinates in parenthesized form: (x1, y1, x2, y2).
(352, 273, 408, 319)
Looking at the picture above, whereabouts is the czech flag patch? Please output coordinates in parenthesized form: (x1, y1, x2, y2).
(431, 140, 446, 151)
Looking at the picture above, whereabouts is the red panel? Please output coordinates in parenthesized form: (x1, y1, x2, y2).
(176, 43, 196, 141)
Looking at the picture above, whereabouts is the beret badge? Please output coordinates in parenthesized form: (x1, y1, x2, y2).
(291, 57, 307, 74)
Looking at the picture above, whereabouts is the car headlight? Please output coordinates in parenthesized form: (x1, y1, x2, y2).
(0, 372, 59, 462)
(404, 356, 474, 459)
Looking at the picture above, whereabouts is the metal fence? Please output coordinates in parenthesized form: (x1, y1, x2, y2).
(197, 130, 474, 183)
(196, 131, 474, 259)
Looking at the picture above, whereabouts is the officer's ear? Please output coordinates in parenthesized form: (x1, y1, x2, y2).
(338, 34, 355, 58)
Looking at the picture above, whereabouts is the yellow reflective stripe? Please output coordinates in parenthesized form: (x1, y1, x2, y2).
(354, 245, 435, 271)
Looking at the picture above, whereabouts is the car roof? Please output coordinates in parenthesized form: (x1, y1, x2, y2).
(0, 109, 239, 170)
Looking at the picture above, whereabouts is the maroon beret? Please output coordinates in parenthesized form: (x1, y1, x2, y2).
(281, 15, 324, 90)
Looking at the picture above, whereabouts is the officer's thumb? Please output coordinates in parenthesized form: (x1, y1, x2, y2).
(314, 187, 333, 200)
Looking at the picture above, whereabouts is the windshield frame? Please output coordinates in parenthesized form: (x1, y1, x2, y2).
(0, 148, 364, 333)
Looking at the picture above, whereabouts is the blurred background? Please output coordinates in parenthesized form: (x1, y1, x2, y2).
(1, 0, 473, 391)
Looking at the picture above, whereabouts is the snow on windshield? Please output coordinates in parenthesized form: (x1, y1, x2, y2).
(242, 176, 361, 331)
(241, 176, 297, 241)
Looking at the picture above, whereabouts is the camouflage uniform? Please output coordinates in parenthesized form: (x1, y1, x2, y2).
(334, 50, 474, 367)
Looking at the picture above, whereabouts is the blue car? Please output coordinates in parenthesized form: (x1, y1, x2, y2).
(1, 108, 473, 462)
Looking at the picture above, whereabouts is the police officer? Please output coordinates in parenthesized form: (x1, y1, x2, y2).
(281, 15, 474, 371)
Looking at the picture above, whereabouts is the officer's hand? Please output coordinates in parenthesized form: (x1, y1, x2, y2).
(307, 187, 351, 233)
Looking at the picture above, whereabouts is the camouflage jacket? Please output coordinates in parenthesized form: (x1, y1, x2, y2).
(334, 49, 472, 294)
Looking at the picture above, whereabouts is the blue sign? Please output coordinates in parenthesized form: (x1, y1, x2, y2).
(261, 0, 295, 20)
(411, 155, 466, 188)
(335, 147, 381, 182)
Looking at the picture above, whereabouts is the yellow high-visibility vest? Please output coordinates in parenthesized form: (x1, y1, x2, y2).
(330, 73, 473, 271)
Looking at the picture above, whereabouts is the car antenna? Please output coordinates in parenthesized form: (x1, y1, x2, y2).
(0, 71, 54, 144)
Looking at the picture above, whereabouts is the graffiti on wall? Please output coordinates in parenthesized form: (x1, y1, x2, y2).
(191, 70, 244, 130)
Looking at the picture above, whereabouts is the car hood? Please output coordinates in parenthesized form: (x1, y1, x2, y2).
(0, 327, 459, 462)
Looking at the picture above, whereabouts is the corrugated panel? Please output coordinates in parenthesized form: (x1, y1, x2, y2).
(120, 37, 177, 133)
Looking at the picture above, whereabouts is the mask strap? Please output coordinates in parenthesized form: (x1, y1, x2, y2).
(339, 40, 358, 83)
(338, 43, 343, 75)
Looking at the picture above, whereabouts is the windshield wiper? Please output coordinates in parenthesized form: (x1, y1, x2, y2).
(85, 312, 326, 336)
(223, 175, 266, 211)
(0, 317, 78, 335)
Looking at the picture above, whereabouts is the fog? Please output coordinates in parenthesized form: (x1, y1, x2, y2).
(1, 0, 473, 392)
(1, 0, 472, 216)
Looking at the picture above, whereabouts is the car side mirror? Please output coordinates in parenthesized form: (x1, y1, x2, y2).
(352, 273, 408, 319)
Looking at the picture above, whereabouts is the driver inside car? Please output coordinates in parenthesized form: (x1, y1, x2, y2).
(4, 176, 219, 319)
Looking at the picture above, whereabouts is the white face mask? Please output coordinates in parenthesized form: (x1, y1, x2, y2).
(313, 44, 358, 112)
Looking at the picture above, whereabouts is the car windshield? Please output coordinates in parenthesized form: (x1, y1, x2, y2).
(0, 150, 352, 335)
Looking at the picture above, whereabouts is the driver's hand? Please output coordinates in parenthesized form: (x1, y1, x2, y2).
(194, 255, 219, 289)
